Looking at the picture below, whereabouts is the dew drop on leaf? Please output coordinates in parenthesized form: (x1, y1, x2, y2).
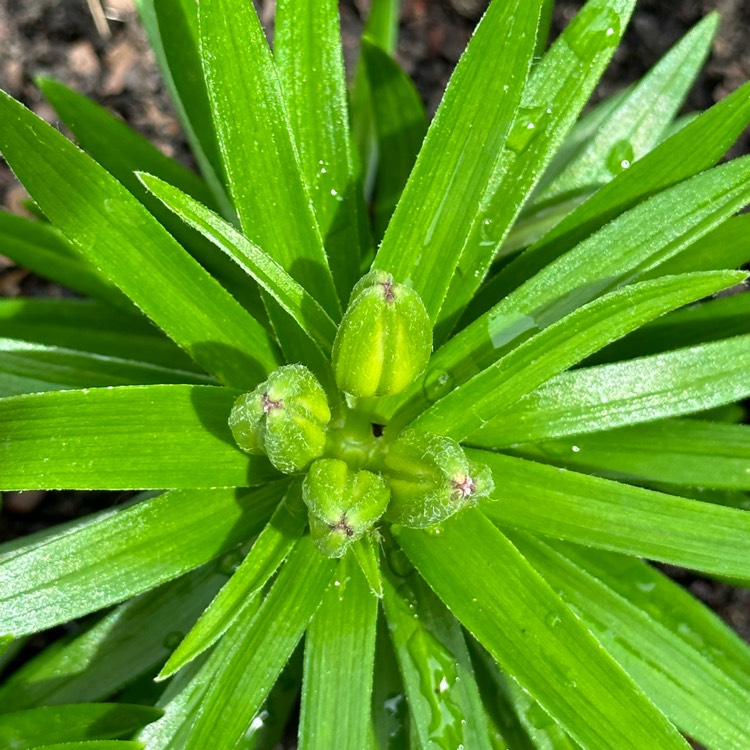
(422, 369, 455, 403)
(505, 106, 548, 155)
(606, 139, 636, 175)
(163, 631, 184, 650)
(217, 548, 243, 576)
(565, 6, 621, 61)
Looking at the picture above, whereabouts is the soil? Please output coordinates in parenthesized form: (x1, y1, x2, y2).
(1, 0, 750, 719)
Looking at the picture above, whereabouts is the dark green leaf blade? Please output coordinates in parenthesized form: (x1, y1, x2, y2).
(411, 271, 744, 441)
(0, 91, 279, 389)
(27, 742, 142, 750)
(371, 0, 542, 319)
(299, 554, 377, 750)
(0, 482, 284, 636)
(394, 510, 689, 750)
(0, 704, 161, 748)
(0, 385, 277, 490)
(183, 535, 336, 750)
(476, 450, 750, 580)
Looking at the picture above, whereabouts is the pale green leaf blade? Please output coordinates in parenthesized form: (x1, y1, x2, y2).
(470, 334, 750, 445)
(382, 563, 493, 750)
(159, 484, 308, 679)
(393, 510, 689, 750)
(351, 534, 383, 598)
(0, 482, 284, 636)
(184, 536, 337, 750)
(0, 385, 277, 490)
(0, 704, 161, 748)
(140, 173, 338, 354)
(0, 91, 280, 388)
(276, 0, 366, 299)
(0, 567, 226, 710)
(299, 554, 377, 750)
(476, 450, 750, 581)
(200, 0, 340, 317)
(27, 742, 142, 750)
(411, 272, 744, 440)
(439, 0, 637, 337)
(541, 14, 718, 200)
(514, 419, 750, 491)
(371, 0, 542, 319)
(512, 533, 750, 749)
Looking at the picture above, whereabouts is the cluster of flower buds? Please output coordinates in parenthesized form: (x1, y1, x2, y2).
(383, 429, 494, 528)
(302, 458, 390, 557)
(332, 270, 432, 398)
(228, 364, 331, 474)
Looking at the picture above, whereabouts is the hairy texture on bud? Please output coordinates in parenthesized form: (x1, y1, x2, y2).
(384, 429, 494, 528)
(332, 270, 432, 398)
(228, 364, 331, 474)
(303, 458, 390, 558)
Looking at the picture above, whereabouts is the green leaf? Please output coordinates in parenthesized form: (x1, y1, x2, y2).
(275, 0, 366, 299)
(183, 535, 336, 750)
(382, 563, 493, 750)
(541, 14, 718, 200)
(0, 211, 130, 311)
(199, 0, 340, 317)
(438, 0, 637, 339)
(511, 533, 750, 749)
(361, 40, 428, 242)
(0, 566, 226, 710)
(0, 385, 279, 490)
(0, 91, 279, 389)
(0, 299, 200, 373)
(351, 534, 383, 598)
(159, 483, 308, 679)
(476, 450, 750, 581)
(410, 271, 744, 441)
(0, 338, 213, 397)
(470, 334, 750, 445)
(27, 743, 142, 750)
(371, 0, 542, 320)
(393, 510, 689, 750)
(483, 79, 750, 308)
(0, 704, 161, 749)
(513, 419, 750, 491)
(0, 481, 285, 635)
(299, 555, 377, 750)
(140, 174, 338, 355)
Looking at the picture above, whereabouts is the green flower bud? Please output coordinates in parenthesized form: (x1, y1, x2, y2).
(228, 364, 331, 474)
(384, 429, 494, 528)
(332, 270, 432, 398)
(303, 458, 390, 558)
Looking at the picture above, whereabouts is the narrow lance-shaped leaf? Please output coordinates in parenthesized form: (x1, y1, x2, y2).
(438, 0, 637, 339)
(183, 535, 337, 750)
(512, 419, 750, 491)
(140, 173, 338, 355)
(0, 91, 280, 389)
(299, 555, 378, 750)
(0, 385, 277, 491)
(411, 271, 744, 441)
(371, 0, 542, 320)
(276, 0, 366, 300)
(476, 450, 750, 582)
(199, 0, 340, 317)
(0, 481, 285, 636)
(470, 334, 750, 445)
(159, 483, 308, 679)
(394, 510, 689, 750)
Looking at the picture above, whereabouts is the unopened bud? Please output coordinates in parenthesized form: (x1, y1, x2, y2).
(303, 458, 390, 557)
(332, 270, 432, 398)
(384, 430, 494, 528)
(228, 364, 331, 474)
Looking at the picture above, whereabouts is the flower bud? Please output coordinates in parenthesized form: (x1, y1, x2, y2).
(383, 430, 494, 528)
(303, 458, 390, 557)
(332, 270, 432, 398)
(228, 364, 331, 474)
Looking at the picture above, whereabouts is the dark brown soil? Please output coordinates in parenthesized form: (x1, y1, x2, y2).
(1, 0, 749, 685)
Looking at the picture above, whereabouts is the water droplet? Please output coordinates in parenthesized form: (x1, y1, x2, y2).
(423, 369, 455, 403)
(545, 611, 562, 629)
(571, 445, 580, 453)
(487, 310, 538, 350)
(218, 549, 243, 576)
(334, 579, 341, 587)
(677, 622, 705, 650)
(636, 580, 656, 594)
(163, 631, 183, 650)
(387, 547, 415, 578)
(606, 139, 636, 176)
(565, 6, 621, 60)
(505, 106, 548, 155)
(526, 702, 554, 729)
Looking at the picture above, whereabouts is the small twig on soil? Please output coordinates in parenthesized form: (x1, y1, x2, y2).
(86, 0, 112, 39)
